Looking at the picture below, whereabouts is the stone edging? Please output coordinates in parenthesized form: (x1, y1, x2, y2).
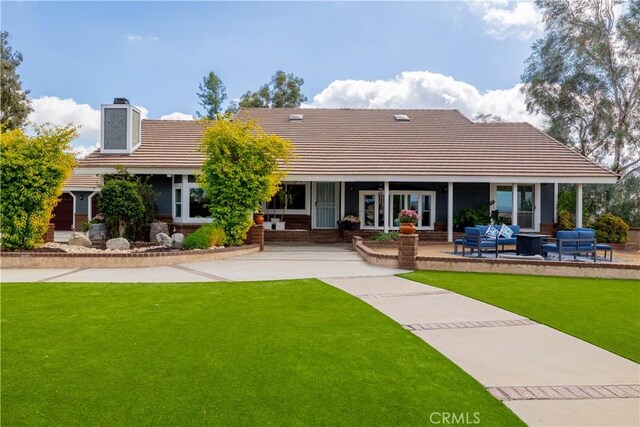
(0, 244, 261, 268)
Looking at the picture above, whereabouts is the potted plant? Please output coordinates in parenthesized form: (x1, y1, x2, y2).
(340, 215, 361, 231)
(398, 209, 420, 234)
(253, 207, 265, 225)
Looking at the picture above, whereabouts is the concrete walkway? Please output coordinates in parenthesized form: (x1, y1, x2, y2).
(2, 245, 639, 425)
(0, 245, 405, 283)
(323, 275, 640, 427)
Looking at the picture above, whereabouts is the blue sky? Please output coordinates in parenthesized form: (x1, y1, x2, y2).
(3, 1, 544, 154)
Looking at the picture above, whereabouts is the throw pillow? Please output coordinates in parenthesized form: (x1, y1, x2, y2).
(485, 225, 499, 239)
(499, 224, 514, 239)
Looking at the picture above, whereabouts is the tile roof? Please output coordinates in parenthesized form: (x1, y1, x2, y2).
(77, 109, 617, 181)
(63, 172, 102, 189)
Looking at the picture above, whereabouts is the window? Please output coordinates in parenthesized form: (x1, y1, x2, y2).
(359, 190, 435, 230)
(265, 183, 309, 214)
(189, 188, 209, 218)
(495, 185, 513, 224)
(491, 183, 539, 231)
(174, 188, 182, 218)
(172, 174, 213, 224)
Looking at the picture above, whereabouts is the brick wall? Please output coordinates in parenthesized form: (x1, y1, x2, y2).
(75, 214, 88, 231)
(244, 225, 265, 251)
(43, 223, 55, 243)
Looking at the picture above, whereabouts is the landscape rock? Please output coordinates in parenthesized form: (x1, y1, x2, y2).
(88, 223, 108, 241)
(156, 232, 172, 247)
(149, 221, 169, 242)
(106, 237, 130, 250)
(172, 233, 184, 249)
(68, 232, 91, 247)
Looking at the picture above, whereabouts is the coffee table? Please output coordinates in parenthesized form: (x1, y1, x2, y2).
(515, 234, 549, 256)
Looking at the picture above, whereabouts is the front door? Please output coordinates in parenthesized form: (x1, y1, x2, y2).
(517, 185, 534, 229)
(52, 192, 74, 230)
(314, 182, 338, 228)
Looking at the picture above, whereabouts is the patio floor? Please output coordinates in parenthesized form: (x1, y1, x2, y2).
(371, 243, 640, 265)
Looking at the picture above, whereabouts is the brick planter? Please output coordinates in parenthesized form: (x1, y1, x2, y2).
(398, 234, 418, 270)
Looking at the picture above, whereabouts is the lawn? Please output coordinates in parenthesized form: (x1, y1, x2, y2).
(400, 271, 640, 363)
(1, 279, 523, 426)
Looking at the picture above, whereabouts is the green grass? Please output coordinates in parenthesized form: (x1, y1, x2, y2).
(400, 271, 640, 363)
(1, 280, 523, 426)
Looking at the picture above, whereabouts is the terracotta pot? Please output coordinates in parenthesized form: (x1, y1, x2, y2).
(399, 222, 416, 235)
(253, 214, 264, 225)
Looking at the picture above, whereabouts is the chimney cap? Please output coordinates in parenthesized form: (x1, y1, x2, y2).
(113, 97, 130, 105)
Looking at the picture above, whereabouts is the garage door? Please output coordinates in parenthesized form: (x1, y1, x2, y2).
(51, 193, 74, 230)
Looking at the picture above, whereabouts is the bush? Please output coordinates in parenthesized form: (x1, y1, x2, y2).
(98, 180, 145, 238)
(103, 167, 158, 240)
(198, 117, 293, 246)
(557, 210, 574, 230)
(369, 231, 399, 242)
(0, 126, 76, 250)
(592, 214, 629, 243)
(183, 224, 226, 250)
(453, 204, 493, 232)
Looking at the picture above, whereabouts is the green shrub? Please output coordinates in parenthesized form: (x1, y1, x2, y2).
(97, 180, 145, 238)
(183, 224, 226, 250)
(369, 231, 399, 242)
(453, 203, 493, 232)
(557, 210, 574, 230)
(198, 117, 293, 246)
(592, 214, 629, 243)
(0, 126, 76, 250)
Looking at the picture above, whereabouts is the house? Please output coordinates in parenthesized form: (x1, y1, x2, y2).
(66, 98, 618, 242)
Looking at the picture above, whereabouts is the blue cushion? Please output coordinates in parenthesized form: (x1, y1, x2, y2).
(576, 227, 595, 232)
(509, 225, 521, 235)
(476, 225, 489, 235)
(542, 243, 559, 252)
(454, 238, 463, 244)
(557, 231, 579, 240)
(465, 227, 481, 236)
(498, 238, 517, 245)
(596, 243, 612, 250)
(578, 230, 595, 240)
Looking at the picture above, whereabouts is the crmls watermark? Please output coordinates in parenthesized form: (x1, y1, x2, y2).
(429, 412, 481, 425)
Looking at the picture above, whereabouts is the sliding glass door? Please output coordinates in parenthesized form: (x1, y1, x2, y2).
(517, 185, 534, 229)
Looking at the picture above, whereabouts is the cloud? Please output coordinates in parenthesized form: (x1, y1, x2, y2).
(159, 112, 194, 120)
(126, 34, 159, 42)
(470, 1, 542, 39)
(28, 96, 149, 158)
(308, 71, 545, 127)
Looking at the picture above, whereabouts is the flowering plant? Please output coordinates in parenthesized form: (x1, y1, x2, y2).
(398, 209, 420, 224)
(342, 215, 360, 224)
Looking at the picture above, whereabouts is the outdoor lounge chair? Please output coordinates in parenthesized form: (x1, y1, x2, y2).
(454, 224, 520, 255)
(542, 230, 597, 262)
(576, 227, 613, 261)
(461, 227, 499, 258)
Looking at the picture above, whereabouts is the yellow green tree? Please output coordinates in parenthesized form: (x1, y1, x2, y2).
(198, 116, 293, 245)
(1, 125, 77, 249)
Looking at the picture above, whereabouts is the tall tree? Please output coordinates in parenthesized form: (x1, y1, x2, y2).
(238, 70, 307, 108)
(197, 71, 227, 118)
(1, 31, 32, 130)
(522, 0, 640, 177)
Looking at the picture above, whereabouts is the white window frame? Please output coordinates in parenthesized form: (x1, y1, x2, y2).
(262, 182, 311, 216)
(388, 191, 436, 230)
(359, 190, 385, 229)
(358, 190, 436, 231)
(490, 183, 540, 232)
(172, 175, 213, 224)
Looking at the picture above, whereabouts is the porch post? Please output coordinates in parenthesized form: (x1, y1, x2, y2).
(340, 182, 345, 220)
(447, 182, 453, 242)
(576, 183, 583, 228)
(383, 181, 389, 233)
(511, 183, 518, 226)
(553, 183, 558, 223)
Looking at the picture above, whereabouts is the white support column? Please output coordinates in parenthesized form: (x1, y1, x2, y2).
(576, 183, 583, 228)
(87, 190, 98, 221)
(553, 183, 558, 223)
(511, 183, 518, 226)
(340, 182, 345, 220)
(447, 182, 453, 242)
(383, 181, 390, 233)
(534, 183, 541, 232)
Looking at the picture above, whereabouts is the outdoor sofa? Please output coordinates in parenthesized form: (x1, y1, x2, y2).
(457, 225, 521, 258)
(542, 229, 597, 262)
